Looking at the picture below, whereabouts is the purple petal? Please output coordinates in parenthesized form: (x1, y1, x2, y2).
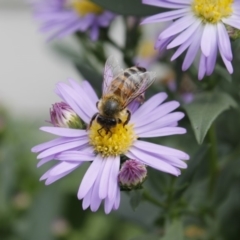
(182, 27, 201, 71)
(37, 138, 88, 159)
(82, 187, 93, 210)
(139, 127, 186, 138)
(135, 112, 185, 134)
(201, 24, 215, 57)
(113, 188, 121, 210)
(40, 127, 87, 137)
(57, 82, 96, 121)
(127, 147, 180, 176)
(222, 16, 240, 30)
(81, 80, 99, 103)
(159, 14, 196, 40)
(141, 8, 189, 24)
(77, 155, 103, 199)
(56, 150, 95, 161)
(133, 101, 180, 128)
(131, 92, 168, 122)
(32, 137, 78, 153)
(171, 35, 193, 61)
(142, 0, 189, 8)
(49, 161, 81, 176)
(90, 160, 105, 211)
(217, 23, 232, 61)
(104, 196, 115, 214)
(133, 140, 189, 160)
(220, 51, 233, 74)
(108, 156, 120, 200)
(99, 157, 113, 199)
(198, 53, 207, 80)
(167, 18, 201, 49)
(56, 83, 90, 123)
(37, 155, 55, 167)
(206, 30, 218, 75)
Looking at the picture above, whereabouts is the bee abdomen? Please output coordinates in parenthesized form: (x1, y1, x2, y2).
(110, 66, 146, 98)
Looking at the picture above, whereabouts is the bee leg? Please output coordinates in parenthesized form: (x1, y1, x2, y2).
(97, 127, 104, 137)
(88, 113, 98, 130)
(123, 110, 131, 127)
(96, 101, 99, 109)
(118, 118, 122, 124)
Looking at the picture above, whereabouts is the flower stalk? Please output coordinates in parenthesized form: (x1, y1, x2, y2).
(207, 123, 218, 196)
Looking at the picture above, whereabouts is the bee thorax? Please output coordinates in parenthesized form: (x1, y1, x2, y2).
(102, 98, 121, 116)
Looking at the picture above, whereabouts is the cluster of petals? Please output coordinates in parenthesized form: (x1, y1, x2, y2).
(32, 0, 115, 41)
(142, 0, 240, 79)
(32, 77, 189, 214)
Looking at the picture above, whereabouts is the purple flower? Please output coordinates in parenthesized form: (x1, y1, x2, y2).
(32, 71, 189, 214)
(49, 102, 83, 128)
(118, 159, 147, 190)
(141, 0, 240, 80)
(33, 0, 115, 41)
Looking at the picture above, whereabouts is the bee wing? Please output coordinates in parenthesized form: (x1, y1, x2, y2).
(103, 56, 124, 95)
(122, 71, 156, 108)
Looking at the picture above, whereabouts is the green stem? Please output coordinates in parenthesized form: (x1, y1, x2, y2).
(207, 123, 218, 196)
(142, 191, 166, 209)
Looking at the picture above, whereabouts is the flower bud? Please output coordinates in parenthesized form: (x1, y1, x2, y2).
(118, 159, 147, 190)
(49, 102, 84, 129)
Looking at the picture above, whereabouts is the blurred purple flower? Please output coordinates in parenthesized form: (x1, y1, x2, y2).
(141, 0, 240, 79)
(33, 0, 115, 41)
(32, 78, 189, 214)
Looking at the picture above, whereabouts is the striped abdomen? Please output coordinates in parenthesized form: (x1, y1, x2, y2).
(109, 66, 146, 99)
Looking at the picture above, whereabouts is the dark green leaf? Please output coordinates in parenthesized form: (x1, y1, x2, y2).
(183, 91, 237, 144)
(91, 0, 164, 16)
(130, 234, 159, 240)
(215, 64, 232, 82)
(161, 219, 184, 240)
(130, 189, 143, 211)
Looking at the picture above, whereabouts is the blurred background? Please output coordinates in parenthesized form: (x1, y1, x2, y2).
(1, 1, 240, 240)
(0, 1, 156, 240)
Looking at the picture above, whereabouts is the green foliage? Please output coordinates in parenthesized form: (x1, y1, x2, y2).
(183, 91, 237, 144)
(161, 220, 184, 240)
(91, 0, 163, 16)
(130, 190, 144, 211)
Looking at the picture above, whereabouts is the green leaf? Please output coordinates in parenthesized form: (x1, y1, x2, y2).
(215, 64, 232, 82)
(183, 91, 237, 144)
(130, 189, 143, 211)
(161, 220, 184, 240)
(130, 234, 159, 240)
(91, 0, 164, 17)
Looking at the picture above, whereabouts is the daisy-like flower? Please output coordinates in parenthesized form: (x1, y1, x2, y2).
(32, 60, 189, 214)
(142, 0, 240, 80)
(33, 0, 115, 41)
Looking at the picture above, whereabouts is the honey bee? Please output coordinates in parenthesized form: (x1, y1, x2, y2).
(89, 56, 156, 136)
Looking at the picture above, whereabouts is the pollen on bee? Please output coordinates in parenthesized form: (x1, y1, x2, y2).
(88, 119, 137, 157)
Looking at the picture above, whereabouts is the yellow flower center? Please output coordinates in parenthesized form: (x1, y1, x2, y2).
(88, 115, 137, 158)
(67, 0, 103, 16)
(192, 0, 233, 23)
